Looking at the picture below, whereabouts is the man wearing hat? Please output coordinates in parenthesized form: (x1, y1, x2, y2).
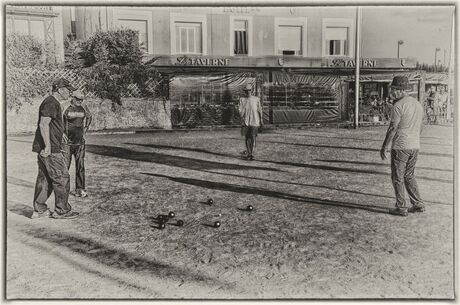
(238, 83, 263, 160)
(380, 76, 425, 216)
(63, 90, 92, 198)
(31, 78, 80, 219)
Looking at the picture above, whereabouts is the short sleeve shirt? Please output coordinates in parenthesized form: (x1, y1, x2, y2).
(390, 96, 424, 150)
(239, 96, 262, 127)
(32, 95, 65, 153)
(63, 104, 92, 145)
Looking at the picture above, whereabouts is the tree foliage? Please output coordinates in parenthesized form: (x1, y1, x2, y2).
(69, 29, 168, 104)
(6, 33, 59, 111)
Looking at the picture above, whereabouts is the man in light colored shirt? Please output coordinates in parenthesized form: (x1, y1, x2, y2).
(380, 76, 425, 216)
(238, 83, 263, 161)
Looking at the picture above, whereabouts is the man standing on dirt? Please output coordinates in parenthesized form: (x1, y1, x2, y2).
(380, 76, 425, 216)
(63, 90, 92, 198)
(238, 83, 263, 161)
(31, 78, 79, 219)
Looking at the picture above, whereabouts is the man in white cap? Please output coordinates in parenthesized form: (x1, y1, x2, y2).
(63, 90, 92, 198)
(238, 83, 263, 160)
(380, 76, 425, 216)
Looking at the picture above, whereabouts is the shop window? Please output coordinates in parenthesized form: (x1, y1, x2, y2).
(274, 17, 307, 56)
(175, 22, 202, 54)
(322, 18, 354, 57)
(278, 25, 302, 55)
(117, 19, 149, 51)
(325, 27, 348, 56)
(233, 20, 248, 55)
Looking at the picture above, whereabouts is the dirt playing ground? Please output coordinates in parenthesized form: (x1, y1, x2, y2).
(6, 125, 454, 299)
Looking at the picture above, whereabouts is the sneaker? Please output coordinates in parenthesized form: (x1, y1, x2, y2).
(79, 190, 88, 198)
(389, 207, 409, 217)
(51, 211, 79, 219)
(408, 204, 425, 213)
(70, 190, 80, 197)
(31, 209, 52, 219)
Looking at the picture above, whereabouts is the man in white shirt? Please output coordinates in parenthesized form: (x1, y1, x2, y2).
(380, 76, 425, 216)
(238, 83, 263, 161)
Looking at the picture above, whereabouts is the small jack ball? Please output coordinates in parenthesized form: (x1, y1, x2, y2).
(247, 205, 253, 211)
(168, 211, 175, 218)
(214, 221, 221, 228)
(177, 220, 184, 227)
(159, 223, 166, 230)
(207, 198, 214, 205)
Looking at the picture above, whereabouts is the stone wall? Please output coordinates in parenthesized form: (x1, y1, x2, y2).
(7, 97, 171, 135)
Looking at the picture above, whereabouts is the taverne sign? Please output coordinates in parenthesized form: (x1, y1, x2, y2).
(145, 55, 417, 69)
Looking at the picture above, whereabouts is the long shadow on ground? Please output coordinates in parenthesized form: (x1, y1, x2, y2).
(127, 143, 234, 159)
(126, 143, 452, 183)
(315, 159, 453, 173)
(270, 133, 453, 147)
(86, 144, 279, 172)
(15, 227, 230, 291)
(222, 138, 453, 158)
(142, 172, 389, 214)
(255, 159, 453, 184)
(198, 170, 451, 206)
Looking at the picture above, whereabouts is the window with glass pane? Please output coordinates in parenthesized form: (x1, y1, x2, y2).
(30, 20, 45, 41)
(234, 20, 248, 55)
(117, 19, 148, 50)
(277, 25, 302, 55)
(14, 19, 29, 35)
(175, 22, 202, 54)
(325, 27, 348, 56)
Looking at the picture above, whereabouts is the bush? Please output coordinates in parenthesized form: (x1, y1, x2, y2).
(6, 33, 59, 111)
(71, 29, 168, 105)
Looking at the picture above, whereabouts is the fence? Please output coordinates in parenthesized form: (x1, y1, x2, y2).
(7, 67, 160, 99)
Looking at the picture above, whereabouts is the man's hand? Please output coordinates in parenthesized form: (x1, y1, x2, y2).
(380, 147, 387, 160)
(62, 134, 69, 144)
(40, 146, 51, 158)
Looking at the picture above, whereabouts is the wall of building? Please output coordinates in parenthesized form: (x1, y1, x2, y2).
(63, 6, 357, 58)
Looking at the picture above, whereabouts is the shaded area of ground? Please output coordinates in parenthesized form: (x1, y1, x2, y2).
(6, 125, 454, 299)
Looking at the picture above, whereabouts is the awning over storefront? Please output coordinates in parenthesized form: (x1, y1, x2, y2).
(144, 55, 418, 70)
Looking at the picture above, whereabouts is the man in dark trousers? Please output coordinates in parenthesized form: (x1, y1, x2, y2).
(380, 76, 425, 216)
(31, 78, 79, 219)
(238, 83, 263, 161)
(63, 90, 92, 198)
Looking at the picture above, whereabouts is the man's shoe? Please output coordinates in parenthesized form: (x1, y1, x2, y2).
(408, 204, 425, 213)
(51, 211, 79, 219)
(249, 155, 255, 161)
(31, 209, 52, 219)
(70, 190, 81, 197)
(79, 190, 88, 198)
(389, 207, 408, 217)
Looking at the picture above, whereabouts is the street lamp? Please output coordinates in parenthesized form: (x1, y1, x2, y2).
(435, 47, 441, 71)
(397, 40, 404, 58)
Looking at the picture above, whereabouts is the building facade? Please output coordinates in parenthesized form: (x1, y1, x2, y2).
(60, 6, 421, 125)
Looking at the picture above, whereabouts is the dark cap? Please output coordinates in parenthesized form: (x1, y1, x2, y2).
(390, 76, 410, 90)
(52, 78, 75, 92)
